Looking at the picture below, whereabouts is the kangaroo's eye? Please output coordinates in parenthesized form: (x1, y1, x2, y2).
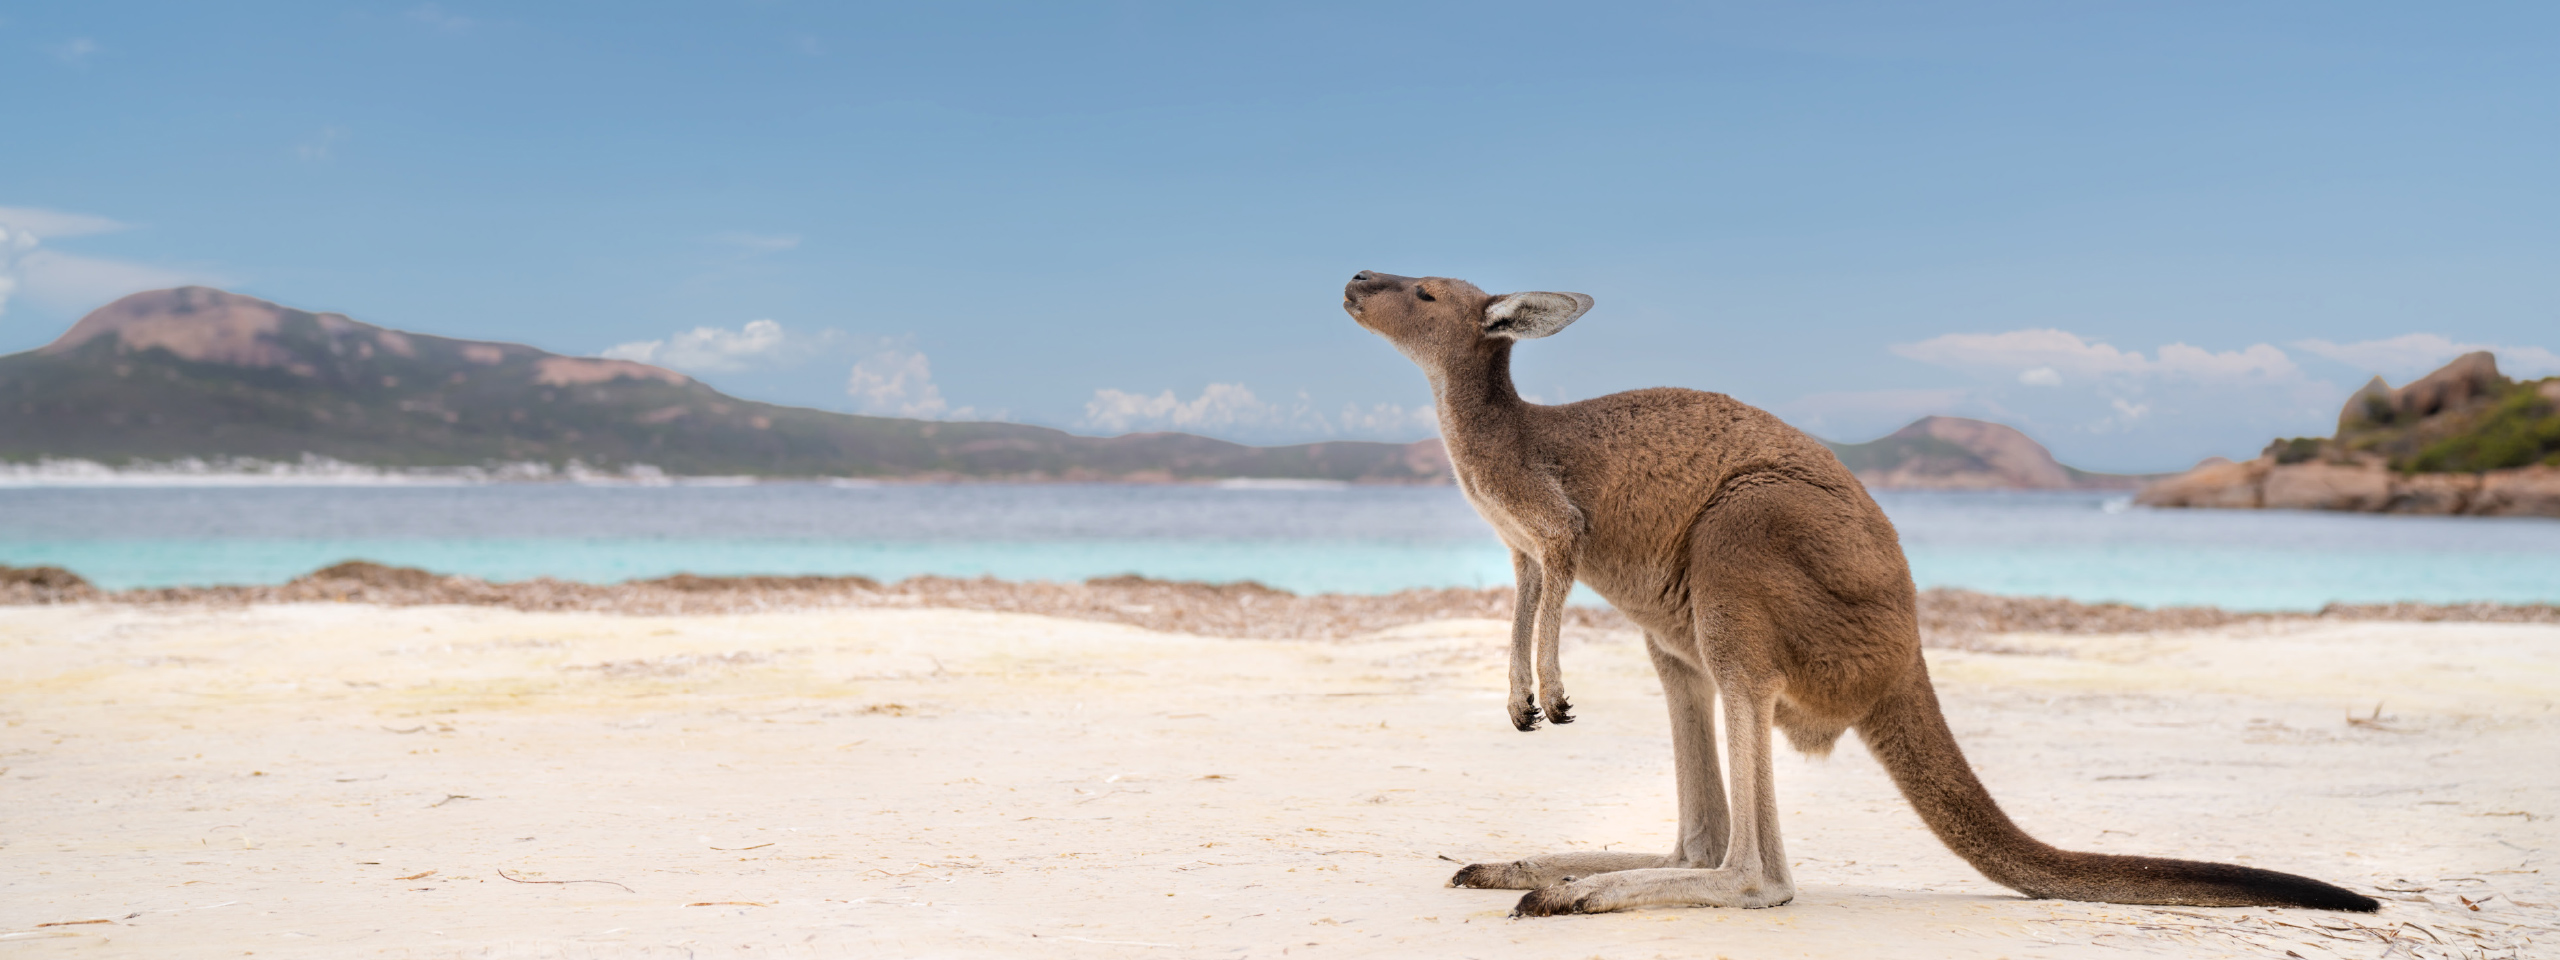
(1415, 288, 1436, 302)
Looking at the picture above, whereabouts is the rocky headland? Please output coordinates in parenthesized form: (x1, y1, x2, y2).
(2137, 351, 2560, 516)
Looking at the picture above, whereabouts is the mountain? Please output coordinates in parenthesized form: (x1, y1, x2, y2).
(2137, 352, 2560, 516)
(0, 287, 1451, 482)
(0, 288, 2156, 490)
(1822, 416, 2144, 490)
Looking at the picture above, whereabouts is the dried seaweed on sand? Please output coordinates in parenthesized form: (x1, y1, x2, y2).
(4, 560, 2555, 644)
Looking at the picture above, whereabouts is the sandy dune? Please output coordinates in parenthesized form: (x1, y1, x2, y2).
(2, 604, 2552, 958)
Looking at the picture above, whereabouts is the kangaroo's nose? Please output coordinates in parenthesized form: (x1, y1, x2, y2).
(1352, 271, 1376, 282)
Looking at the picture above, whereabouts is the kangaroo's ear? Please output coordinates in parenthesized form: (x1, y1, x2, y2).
(1481, 291, 1593, 339)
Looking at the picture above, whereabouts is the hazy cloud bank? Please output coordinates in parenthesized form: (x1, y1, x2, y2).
(1787, 326, 2559, 473)
(603, 319, 789, 372)
(0, 206, 224, 324)
(607, 316, 1441, 438)
(846, 347, 986, 420)
(602, 318, 989, 421)
(1079, 384, 1434, 442)
(2294, 334, 2560, 380)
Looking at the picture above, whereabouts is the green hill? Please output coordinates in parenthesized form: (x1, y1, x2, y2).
(0, 287, 1449, 482)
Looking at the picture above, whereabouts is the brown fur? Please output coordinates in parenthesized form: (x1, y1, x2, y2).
(1343, 270, 2378, 916)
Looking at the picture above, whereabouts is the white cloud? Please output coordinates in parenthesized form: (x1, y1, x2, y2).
(296, 126, 347, 163)
(847, 348, 977, 420)
(1335, 400, 1438, 435)
(52, 37, 98, 65)
(0, 207, 223, 318)
(1084, 383, 1285, 434)
(0, 226, 28, 316)
(602, 319, 787, 373)
(406, 3, 474, 32)
(598, 322, 990, 421)
(1892, 328, 2301, 383)
(0, 207, 124, 238)
(11, 250, 211, 311)
(1078, 383, 1434, 440)
(2294, 333, 2560, 380)
(1788, 327, 2351, 471)
(1891, 328, 2147, 378)
(2159, 342, 2295, 379)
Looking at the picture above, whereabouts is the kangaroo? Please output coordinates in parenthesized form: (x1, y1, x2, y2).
(1341, 270, 2378, 917)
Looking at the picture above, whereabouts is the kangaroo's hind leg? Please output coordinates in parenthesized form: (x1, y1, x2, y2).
(1651, 632, 1729, 868)
(1515, 632, 1802, 916)
(1513, 503, 1805, 916)
(1513, 630, 1796, 914)
(1449, 630, 1721, 891)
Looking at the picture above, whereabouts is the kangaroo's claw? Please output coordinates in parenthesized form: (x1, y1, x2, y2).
(1513, 886, 1595, 917)
(1509, 701, 1542, 732)
(1545, 696, 1574, 724)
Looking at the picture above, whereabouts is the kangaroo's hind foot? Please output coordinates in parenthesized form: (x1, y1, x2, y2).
(1449, 851, 1666, 890)
(1512, 866, 1796, 916)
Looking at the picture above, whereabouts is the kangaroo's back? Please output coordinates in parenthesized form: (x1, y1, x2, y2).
(1522, 387, 1907, 636)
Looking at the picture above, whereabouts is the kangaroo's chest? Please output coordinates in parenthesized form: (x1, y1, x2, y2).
(1459, 467, 1693, 630)
(1455, 471, 1541, 554)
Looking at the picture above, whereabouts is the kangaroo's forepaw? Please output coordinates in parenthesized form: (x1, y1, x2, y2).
(1508, 701, 1542, 732)
(1544, 696, 1574, 724)
(1513, 886, 1596, 917)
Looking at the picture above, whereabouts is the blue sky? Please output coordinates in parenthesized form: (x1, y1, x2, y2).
(3, 2, 2553, 472)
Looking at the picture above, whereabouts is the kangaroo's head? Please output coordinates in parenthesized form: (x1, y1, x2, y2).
(1342, 271, 1593, 365)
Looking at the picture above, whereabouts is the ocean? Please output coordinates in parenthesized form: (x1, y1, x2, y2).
(3, 482, 2555, 611)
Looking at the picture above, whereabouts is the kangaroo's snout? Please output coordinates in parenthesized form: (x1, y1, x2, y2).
(1344, 270, 1391, 300)
(1343, 270, 1410, 315)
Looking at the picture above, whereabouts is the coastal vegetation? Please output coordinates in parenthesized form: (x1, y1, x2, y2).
(2402, 379, 2560, 472)
(2320, 350, 2560, 472)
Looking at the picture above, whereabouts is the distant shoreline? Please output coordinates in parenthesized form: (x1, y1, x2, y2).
(0, 454, 2170, 491)
(0, 455, 1414, 488)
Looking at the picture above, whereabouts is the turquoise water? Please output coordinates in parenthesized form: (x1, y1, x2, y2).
(3, 484, 2556, 610)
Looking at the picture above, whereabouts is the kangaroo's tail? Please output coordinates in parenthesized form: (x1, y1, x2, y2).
(1856, 661, 2378, 912)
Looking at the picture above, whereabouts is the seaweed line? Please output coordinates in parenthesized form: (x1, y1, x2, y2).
(496, 868, 634, 893)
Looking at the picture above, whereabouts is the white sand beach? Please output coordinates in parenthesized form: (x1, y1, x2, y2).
(2, 604, 2553, 958)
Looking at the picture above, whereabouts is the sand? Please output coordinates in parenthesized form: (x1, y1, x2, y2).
(2, 604, 2553, 958)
